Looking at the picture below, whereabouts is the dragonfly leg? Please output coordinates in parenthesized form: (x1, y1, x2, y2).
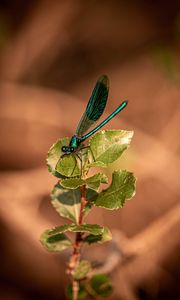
(60, 152, 82, 176)
(78, 146, 90, 158)
(79, 146, 90, 150)
(75, 153, 83, 176)
(70, 157, 79, 177)
(78, 145, 96, 165)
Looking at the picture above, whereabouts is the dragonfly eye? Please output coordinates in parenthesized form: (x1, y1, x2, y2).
(61, 146, 67, 152)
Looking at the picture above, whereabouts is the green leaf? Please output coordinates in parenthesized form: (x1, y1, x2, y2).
(60, 173, 108, 191)
(40, 230, 72, 252)
(74, 224, 104, 235)
(73, 260, 91, 280)
(101, 227, 112, 243)
(61, 178, 85, 189)
(66, 284, 87, 300)
(87, 273, 113, 298)
(47, 138, 80, 178)
(86, 189, 98, 202)
(51, 184, 97, 223)
(83, 234, 102, 244)
(47, 138, 68, 177)
(56, 154, 80, 177)
(86, 173, 108, 191)
(48, 223, 104, 236)
(40, 224, 108, 252)
(95, 170, 136, 210)
(84, 227, 112, 244)
(43, 223, 110, 248)
(89, 130, 133, 167)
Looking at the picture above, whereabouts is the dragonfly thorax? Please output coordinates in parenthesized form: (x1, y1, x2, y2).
(70, 135, 81, 148)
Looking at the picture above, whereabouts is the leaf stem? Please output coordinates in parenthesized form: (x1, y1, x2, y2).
(79, 185, 87, 224)
(68, 184, 88, 300)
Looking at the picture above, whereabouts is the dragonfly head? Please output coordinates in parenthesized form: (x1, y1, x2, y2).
(61, 135, 81, 154)
(61, 145, 74, 154)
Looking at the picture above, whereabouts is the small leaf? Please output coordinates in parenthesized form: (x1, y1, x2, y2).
(66, 284, 87, 300)
(84, 227, 112, 244)
(89, 130, 133, 167)
(87, 273, 113, 297)
(40, 230, 72, 252)
(86, 189, 98, 202)
(83, 234, 102, 244)
(48, 224, 104, 236)
(47, 138, 69, 177)
(43, 223, 111, 248)
(95, 170, 136, 210)
(47, 138, 80, 178)
(61, 173, 108, 191)
(74, 224, 104, 235)
(73, 260, 91, 280)
(100, 227, 112, 243)
(51, 184, 97, 223)
(86, 173, 108, 191)
(41, 224, 108, 251)
(61, 178, 85, 189)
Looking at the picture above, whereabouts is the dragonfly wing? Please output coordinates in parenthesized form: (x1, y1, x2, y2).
(76, 75, 109, 137)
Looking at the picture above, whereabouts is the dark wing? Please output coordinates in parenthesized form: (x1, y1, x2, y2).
(76, 75, 109, 137)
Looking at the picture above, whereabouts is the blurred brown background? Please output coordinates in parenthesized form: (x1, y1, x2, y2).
(0, 1, 180, 299)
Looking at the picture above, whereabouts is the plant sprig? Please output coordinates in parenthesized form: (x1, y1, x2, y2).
(40, 129, 136, 300)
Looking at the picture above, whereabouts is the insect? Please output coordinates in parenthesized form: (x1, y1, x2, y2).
(61, 75, 128, 156)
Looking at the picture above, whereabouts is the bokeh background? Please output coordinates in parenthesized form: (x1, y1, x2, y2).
(0, 1, 180, 299)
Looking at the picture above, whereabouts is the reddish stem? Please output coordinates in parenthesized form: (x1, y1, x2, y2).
(68, 185, 88, 300)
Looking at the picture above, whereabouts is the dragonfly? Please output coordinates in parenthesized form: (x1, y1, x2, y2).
(61, 75, 128, 157)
